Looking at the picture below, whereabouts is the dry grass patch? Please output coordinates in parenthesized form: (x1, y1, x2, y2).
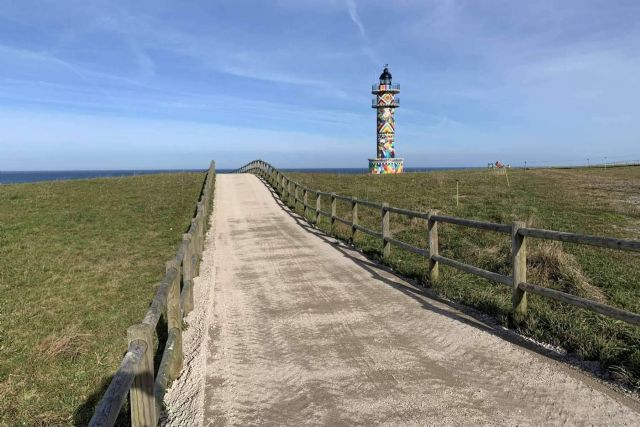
(37, 326, 92, 361)
(528, 241, 608, 303)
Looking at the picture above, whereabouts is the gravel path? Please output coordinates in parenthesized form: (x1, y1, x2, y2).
(164, 173, 640, 426)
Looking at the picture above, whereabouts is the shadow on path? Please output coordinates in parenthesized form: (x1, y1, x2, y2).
(254, 175, 630, 392)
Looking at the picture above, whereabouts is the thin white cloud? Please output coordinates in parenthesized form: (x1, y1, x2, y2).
(346, 0, 367, 38)
(84, 9, 348, 94)
(0, 76, 363, 127)
(345, 0, 379, 64)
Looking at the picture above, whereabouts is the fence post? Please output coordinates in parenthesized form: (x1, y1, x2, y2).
(315, 193, 321, 224)
(303, 189, 308, 218)
(197, 203, 204, 248)
(127, 323, 156, 427)
(428, 211, 439, 282)
(330, 193, 337, 235)
(288, 180, 293, 206)
(182, 234, 194, 314)
(382, 203, 390, 258)
(283, 178, 288, 201)
(196, 211, 203, 255)
(190, 219, 199, 263)
(166, 260, 183, 379)
(512, 221, 527, 320)
(351, 197, 358, 242)
(294, 184, 299, 210)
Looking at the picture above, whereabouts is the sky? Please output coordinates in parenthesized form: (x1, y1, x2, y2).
(1, 0, 640, 170)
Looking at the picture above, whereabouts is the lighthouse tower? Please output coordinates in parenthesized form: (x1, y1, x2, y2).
(369, 65, 403, 174)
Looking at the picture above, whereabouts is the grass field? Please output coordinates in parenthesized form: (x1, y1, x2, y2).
(0, 173, 205, 426)
(288, 166, 640, 389)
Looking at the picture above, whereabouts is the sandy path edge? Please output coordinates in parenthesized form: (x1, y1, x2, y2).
(160, 193, 217, 426)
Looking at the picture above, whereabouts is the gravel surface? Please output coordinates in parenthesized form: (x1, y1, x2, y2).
(164, 173, 640, 426)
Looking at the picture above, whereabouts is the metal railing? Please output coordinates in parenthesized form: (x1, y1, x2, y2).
(372, 83, 400, 92)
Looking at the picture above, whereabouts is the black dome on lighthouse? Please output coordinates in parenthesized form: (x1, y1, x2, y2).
(379, 65, 392, 84)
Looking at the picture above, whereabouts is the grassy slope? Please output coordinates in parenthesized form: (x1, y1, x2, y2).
(289, 166, 640, 387)
(0, 173, 205, 426)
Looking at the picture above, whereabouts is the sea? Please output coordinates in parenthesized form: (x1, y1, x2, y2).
(0, 167, 475, 185)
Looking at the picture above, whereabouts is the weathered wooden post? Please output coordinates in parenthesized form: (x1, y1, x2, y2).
(303, 188, 308, 218)
(182, 234, 194, 314)
(196, 208, 203, 253)
(197, 202, 205, 247)
(294, 184, 299, 210)
(351, 197, 358, 242)
(512, 221, 527, 320)
(315, 193, 321, 224)
(195, 213, 202, 258)
(330, 193, 337, 235)
(382, 203, 390, 258)
(166, 260, 183, 379)
(127, 323, 156, 427)
(282, 177, 288, 201)
(428, 211, 439, 282)
(190, 218, 199, 262)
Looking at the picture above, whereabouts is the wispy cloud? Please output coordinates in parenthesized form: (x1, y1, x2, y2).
(346, 0, 366, 39)
(345, 0, 379, 64)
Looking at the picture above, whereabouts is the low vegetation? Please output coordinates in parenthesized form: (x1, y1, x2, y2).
(0, 173, 205, 426)
(288, 166, 640, 389)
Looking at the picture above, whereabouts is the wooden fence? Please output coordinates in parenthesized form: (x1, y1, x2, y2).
(88, 161, 216, 427)
(237, 160, 640, 327)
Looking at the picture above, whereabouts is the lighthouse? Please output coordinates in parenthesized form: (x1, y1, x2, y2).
(369, 65, 403, 174)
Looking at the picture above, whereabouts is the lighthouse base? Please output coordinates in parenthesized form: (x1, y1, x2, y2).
(369, 158, 404, 174)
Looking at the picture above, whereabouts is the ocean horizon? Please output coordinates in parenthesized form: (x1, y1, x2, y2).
(0, 167, 480, 185)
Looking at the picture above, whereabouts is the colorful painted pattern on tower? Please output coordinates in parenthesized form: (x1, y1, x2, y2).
(369, 66, 403, 174)
(369, 158, 404, 174)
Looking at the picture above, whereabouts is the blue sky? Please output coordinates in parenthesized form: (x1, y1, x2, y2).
(1, 0, 640, 170)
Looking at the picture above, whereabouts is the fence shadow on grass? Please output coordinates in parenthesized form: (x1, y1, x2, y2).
(74, 375, 130, 427)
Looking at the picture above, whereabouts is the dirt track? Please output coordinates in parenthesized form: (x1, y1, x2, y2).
(164, 173, 640, 426)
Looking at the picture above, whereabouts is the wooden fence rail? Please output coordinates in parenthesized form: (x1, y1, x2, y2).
(236, 159, 640, 328)
(89, 161, 216, 427)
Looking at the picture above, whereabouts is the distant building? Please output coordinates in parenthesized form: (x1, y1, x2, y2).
(369, 65, 403, 174)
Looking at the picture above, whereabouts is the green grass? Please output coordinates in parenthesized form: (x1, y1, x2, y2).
(0, 173, 205, 426)
(287, 166, 640, 388)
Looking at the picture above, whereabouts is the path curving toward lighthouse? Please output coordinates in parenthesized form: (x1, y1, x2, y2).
(163, 173, 640, 426)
